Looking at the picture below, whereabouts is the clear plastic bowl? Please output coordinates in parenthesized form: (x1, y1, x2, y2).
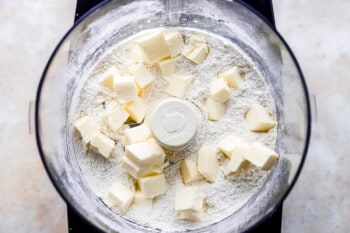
(35, 0, 311, 232)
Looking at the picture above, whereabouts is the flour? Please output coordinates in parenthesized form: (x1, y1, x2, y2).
(73, 28, 277, 231)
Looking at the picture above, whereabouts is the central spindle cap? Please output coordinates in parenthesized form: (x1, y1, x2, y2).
(150, 98, 198, 150)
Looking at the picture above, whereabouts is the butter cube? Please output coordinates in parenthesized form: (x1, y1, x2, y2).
(90, 133, 115, 158)
(133, 63, 156, 89)
(124, 97, 148, 123)
(243, 142, 279, 170)
(197, 145, 219, 183)
(245, 104, 275, 132)
(108, 181, 134, 213)
(175, 187, 205, 221)
(125, 140, 165, 167)
(218, 135, 245, 158)
(218, 66, 244, 88)
(180, 159, 203, 184)
(159, 58, 176, 76)
(182, 39, 209, 65)
(227, 143, 250, 173)
(122, 156, 162, 179)
(136, 31, 170, 64)
(210, 78, 231, 103)
(138, 174, 166, 198)
(124, 124, 152, 145)
(73, 116, 99, 144)
(100, 67, 119, 90)
(166, 74, 194, 98)
(164, 31, 184, 57)
(127, 45, 145, 63)
(134, 191, 153, 208)
(101, 103, 129, 132)
(204, 98, 225, 121)
(113, 76, 138, 103)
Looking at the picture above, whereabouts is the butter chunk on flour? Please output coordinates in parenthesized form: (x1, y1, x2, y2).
(136, 31, 170, 64)
(125, 140, 165, 167)
(210, 78, 231, 103)
(113, 76, 138, 103)
(90, 133, 115, 159)
(218, 66, 244, 89)
(175, 187, 205, 221)
(73, 116, 99, 144)
(138, 174, 166, 198)
(124, 97, 148, 123)
(244, 142, 279, 171)
(205, 98, 225, 121)
(182, 38, 209, 65)
(124, 124, 152, 145)
(180, 159, 203, 185)
(164, 31, 184, 57)
(245, 104, 275, 132)
(166, 74, 194, 98)
(101, 103, 129, 132)
(100, 66, 119, 90)
(197, 145, 219, 183)
(218, 135, 245, 158)
(108, 182, 134, 213)
(133, 63, 155, 89)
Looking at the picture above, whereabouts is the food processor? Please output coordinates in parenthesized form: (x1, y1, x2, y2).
(35, 0, 311, 232)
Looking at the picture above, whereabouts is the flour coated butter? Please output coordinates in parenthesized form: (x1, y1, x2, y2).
(73, 28, 277, 231)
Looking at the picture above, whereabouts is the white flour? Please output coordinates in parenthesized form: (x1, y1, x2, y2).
(73, 28, 277, 231)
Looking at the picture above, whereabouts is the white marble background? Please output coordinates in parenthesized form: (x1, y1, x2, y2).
(0, 0, 349, 232)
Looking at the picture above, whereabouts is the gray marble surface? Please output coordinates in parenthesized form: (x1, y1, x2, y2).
(0, 0, 349, 232)
(275, 1, 350, 232)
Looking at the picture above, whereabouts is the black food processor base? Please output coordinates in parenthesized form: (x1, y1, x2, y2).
(68, 0, 282, 232)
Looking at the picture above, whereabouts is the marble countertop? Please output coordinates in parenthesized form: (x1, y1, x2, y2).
(1, 0, 349, 232)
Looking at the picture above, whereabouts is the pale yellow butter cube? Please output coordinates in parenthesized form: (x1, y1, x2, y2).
(138, 174, 166, 198)
(218, 66, 244, 88)
(108, 181, 134, 213)
(100, 66, 119, 90)
(90, 133, 115, 158)
(134, 191, 153, 208)
(127, 45, 145, 63)
(101, 103, 129, 132)
(166, 74, 194, 98)
(245, 104, 276, 132)
(210, 78, 231, 103)
(197, 145, 219, 183)
(175, 187, 205, 221)
(204, 98, 225, 121)
(124, 124, 152, 145)
(218, 135, 245, 158)
(136, 31, 170, 64)
(227, 143, 250, 173)
(164, 31, 184, 57)
(133, 63, 155, 89)
(124, 97, 148, 123)
(159, 58, 176, 76)
(180, 159, 203, 184)
(125, 140, 165, 167)
(122, 156, 162, 179)
(182, 39, 209, 65)
(73, 116, 99, 144)
(113, 76, 138, 103)
(243, 142, 279, 171)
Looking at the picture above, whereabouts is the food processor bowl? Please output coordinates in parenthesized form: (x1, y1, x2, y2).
(35, 0, 311, 232)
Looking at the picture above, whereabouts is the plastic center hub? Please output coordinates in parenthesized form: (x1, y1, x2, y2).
(150, 98, 198, 150)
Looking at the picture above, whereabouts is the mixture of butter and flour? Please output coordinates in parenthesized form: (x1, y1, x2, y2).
(73, 28, 278, 231)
